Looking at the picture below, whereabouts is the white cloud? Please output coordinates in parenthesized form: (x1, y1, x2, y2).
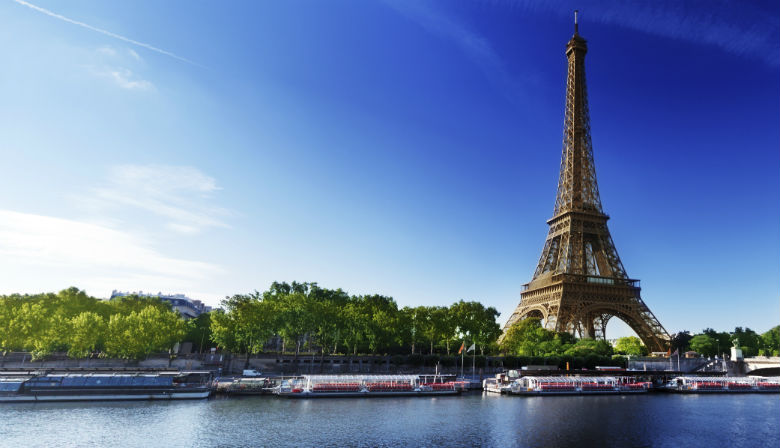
(90, 46, 153, 91)
(0, 210, 223, 299)
(127, 48, 142, 61)
(78, 164, 231, 235)
(96, 46, 116, 57)
(101, 68, 154, 90)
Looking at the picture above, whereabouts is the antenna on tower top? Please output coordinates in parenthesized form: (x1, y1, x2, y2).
(574, 10, 579, 34)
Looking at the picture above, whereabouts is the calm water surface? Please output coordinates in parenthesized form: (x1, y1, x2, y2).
(0, 393, 777, 447)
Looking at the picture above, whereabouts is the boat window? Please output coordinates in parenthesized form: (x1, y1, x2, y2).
(62, 377, 87, 387)
(0, 382, 23, 392)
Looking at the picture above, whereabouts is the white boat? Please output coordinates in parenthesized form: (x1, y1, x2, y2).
(663, 376, 780, 393)
(510, 376, 650, 395)
(277, 374, 460, 398)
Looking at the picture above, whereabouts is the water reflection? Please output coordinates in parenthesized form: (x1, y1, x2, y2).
(0, 393, 777, 447)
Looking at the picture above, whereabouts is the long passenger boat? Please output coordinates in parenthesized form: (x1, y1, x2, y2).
(510, 376, 650, 396)
(0, 373, 211, 402)
(662, 376, 780, 393)
(277, 374, 460, 398)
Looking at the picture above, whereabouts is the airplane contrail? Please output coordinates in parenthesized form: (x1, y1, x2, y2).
(12, 0, 199, 67)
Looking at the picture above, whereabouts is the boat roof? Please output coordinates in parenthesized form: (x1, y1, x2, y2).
(301, 374, 421, 381)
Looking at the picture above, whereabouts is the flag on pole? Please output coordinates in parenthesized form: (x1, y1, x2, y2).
(458, 342, 465, 354)
(467, 343, 475, 353)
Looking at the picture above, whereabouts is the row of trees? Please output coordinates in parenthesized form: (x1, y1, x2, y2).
(671, 326, 780, 357)
(3, 285, 777, 362)
(0, 288, 186, 359)
(210, 282, 502, 358)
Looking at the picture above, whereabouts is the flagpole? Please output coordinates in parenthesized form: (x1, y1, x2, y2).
(460, 341, 464, 378)
(471, 346, 475, 379)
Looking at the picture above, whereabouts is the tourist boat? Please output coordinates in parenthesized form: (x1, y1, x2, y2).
(510, 376, 650, 395)
(663, 376, 780, 393)
(214, 377, 275, 395)
(277, 374, 460, 398)
(0, 373, 211, 402)
(484, 371, 519, 394)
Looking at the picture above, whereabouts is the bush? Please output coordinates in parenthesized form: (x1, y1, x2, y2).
(583, 353, 601, 369)
(558, 355, 574, 370)
(424, 355, 440, 367)
(517, 356, 531, 367)
(439, 355, 456, 367)
(611, 355, 627, 367)
(390, 355, 405, 365)
(503, 356, 519, 368)
(544, 356, 560, 367)
(407, 353, 424, 366)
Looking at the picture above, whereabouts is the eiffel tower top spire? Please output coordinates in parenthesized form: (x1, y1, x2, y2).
(554, 11, 603, 217)
(574, 10, 579, 35)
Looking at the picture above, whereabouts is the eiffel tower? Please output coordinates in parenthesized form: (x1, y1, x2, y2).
(502, 13, 670, 352)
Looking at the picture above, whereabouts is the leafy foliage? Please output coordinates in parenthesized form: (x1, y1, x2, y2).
(0, 288, 189, 359)
(614, 336, 648, 356)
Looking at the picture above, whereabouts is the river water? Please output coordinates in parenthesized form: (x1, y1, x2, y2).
(1, 393, 777, 447)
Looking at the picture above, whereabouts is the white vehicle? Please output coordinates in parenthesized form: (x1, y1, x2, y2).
(242, 369, 262, 377)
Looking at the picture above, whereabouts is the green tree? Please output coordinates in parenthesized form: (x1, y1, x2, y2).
(104, 306, 186, 359)
(564, 338, 613, 357)
(499, 318, 554, 356)
(430, 306, 457, 354)
(68, 311, 107, 358)
(670, 331, 693, 352)
(184, 312, 213, 354)
(731, 327, 760, 357)
(450, 300, 501, 355)
(761, 326, 780, 356)
(689, 334, 716, 357)
(614, 336, 648, 356)
(701, 328, 731, 357)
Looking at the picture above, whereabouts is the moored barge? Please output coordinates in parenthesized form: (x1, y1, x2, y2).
(0, 372, 211, 402)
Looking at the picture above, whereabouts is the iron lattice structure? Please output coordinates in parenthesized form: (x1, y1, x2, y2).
(502, 22, 670, 352)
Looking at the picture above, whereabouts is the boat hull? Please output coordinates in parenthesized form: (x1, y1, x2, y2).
(670, 388, 780, 394)
(0, 390, 211, 402)
(282, 390, 459, 398)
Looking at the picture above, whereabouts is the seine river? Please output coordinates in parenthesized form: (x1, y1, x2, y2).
(1, 393, 777, 447)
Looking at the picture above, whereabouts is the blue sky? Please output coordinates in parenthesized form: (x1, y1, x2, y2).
(1, 0, 778, 338)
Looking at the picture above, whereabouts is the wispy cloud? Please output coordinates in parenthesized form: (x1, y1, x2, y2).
(0, 209, 222, 299)
(385, 0, 526, 103)
(77, 164, 231, 235)
(12, 0, 200, 67)
(90, 45, 153, 91)
(100, 69, 154, 90)
(498, 0, 780, 67)
(127, 48, 142, 62)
